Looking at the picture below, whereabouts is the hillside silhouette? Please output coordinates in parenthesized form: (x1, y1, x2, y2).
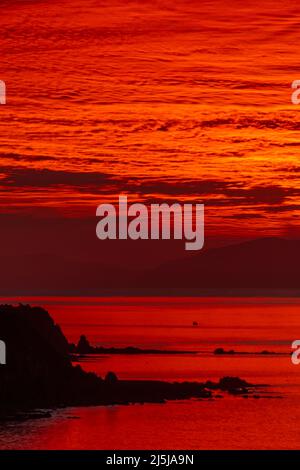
(0, 238, 299, 294)
(141, 237, 300, 288)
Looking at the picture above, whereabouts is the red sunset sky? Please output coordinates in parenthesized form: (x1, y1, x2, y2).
(0, 0, 300, 290)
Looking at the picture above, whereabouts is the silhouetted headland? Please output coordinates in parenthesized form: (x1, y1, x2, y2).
(70, 335, 195, 355)
(0, 304, 267, 420)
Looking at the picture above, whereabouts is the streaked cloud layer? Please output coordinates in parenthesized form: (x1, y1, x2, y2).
(1, 0, 300, 241)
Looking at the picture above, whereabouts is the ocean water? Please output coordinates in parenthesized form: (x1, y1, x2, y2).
(0, 296, 299, 449)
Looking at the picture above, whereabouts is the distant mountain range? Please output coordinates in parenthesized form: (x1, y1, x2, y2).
(0, 237, 299, 294)
(140, 237, 300, 289)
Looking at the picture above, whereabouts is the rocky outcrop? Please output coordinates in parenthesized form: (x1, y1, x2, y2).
(0, 304, 103, 411)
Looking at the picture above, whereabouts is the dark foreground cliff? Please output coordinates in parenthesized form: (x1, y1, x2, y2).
(0, 304, 262, 419)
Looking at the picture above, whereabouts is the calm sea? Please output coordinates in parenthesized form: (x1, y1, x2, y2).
(0, 296, 299, 449)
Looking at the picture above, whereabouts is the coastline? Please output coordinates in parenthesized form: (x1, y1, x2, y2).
(0, 304, 272, 421)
